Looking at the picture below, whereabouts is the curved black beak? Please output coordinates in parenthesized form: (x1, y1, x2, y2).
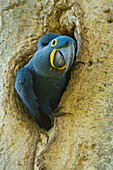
(58, 41, 75, 72)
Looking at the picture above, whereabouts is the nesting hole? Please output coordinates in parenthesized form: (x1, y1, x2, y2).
(4, 4, 84, 130)
(3, 36, 39, 124)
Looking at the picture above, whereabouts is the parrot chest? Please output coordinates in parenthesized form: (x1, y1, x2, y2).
(33, 73, 66, 110)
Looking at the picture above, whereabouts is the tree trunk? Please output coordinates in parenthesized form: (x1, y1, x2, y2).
(0, 0, 113, 169)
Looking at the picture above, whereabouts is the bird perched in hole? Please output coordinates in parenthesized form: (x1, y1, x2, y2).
(15, 32, 84, 130)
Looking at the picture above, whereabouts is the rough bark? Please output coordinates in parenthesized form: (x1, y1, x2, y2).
(0, 0, 113, 169)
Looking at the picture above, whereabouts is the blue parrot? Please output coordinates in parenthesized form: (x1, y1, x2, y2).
(15, 33, 84, 130)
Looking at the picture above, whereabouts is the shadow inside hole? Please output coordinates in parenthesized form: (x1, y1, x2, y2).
(15, 94, 33, 120)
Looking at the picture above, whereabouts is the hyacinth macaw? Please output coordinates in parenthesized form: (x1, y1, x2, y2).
(15, 33, 84, 130)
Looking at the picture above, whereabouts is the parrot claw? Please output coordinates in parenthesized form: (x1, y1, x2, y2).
(71, 61, 85, 70)
(50, 111, 72, 118)
(72, 61, 85, 67)
(53, 106, 64, 113)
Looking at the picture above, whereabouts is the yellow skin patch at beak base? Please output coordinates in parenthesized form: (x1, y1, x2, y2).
(50, 49, 67, 70)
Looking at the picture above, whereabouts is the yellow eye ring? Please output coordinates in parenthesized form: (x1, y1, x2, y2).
(51, 39, 57, 47)
(50, 49, 67, 70)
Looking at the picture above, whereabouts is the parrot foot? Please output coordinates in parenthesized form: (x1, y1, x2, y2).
(71, 61, 85, 70)
(50, 111, 71, 118)
(53, 106, 64, 113)
(73, 61, 85, 66)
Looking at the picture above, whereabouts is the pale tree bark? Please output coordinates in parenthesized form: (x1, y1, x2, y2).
(0, 0, 113, 169)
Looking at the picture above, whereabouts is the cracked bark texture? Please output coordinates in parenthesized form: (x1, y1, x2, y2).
(0, 0, 113, 169)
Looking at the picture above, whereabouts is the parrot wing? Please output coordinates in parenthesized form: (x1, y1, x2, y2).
(15, 68, 42, 125)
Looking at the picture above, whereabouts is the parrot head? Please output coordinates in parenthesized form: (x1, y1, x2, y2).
(33, 33, 76, 79)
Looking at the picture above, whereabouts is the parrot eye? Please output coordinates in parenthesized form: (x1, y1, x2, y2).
(51, 39, 57, 47)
